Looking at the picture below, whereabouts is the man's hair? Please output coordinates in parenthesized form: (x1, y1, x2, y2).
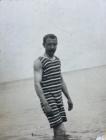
(43, 34, 57, 46)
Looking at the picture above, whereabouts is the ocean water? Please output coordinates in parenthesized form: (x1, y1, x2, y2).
(0, 67, 106, 140)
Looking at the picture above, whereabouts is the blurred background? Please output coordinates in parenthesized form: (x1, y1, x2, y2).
(0, 0, 106, 83)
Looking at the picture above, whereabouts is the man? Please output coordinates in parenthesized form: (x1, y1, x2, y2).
(33, 34, 73, 139)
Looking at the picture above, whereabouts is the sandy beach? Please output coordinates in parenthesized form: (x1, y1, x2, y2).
(0, 66, 106, 140)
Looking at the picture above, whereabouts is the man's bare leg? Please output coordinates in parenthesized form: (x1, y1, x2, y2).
(53, 123, 66, 139)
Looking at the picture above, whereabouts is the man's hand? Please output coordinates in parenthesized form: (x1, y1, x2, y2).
(67, 99, 73, 111)
(43, 103, 53, 115)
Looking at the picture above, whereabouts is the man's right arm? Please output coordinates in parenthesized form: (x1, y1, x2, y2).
(33, 59, 53, 114)
(33, 59, 48, 105)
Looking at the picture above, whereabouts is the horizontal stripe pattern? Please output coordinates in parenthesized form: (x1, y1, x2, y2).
(39, 56, 67, 128)
(42, 73, 61, 81)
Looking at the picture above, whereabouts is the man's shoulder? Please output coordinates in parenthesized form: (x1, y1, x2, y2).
(33, 57, 42, 70)
(55, 56, 61, 62)
(55, 56, 60, 59)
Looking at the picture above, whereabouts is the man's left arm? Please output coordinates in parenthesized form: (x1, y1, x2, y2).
(61, 75, 73, 111)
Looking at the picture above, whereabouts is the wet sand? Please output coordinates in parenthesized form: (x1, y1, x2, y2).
(0, 66, 106, 140)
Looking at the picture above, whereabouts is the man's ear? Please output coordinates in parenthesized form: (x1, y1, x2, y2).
(43, 43, 45, 48)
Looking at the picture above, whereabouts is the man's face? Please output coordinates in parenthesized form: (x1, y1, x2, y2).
(44, 37, 57, 57)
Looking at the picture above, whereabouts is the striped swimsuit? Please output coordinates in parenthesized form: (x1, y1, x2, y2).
(39, 56, 67, 128)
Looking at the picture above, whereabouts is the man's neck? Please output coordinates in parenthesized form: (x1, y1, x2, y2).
(44, 53, 55, 60)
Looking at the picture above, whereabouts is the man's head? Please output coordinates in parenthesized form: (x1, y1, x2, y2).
(43, 34, 58, 58)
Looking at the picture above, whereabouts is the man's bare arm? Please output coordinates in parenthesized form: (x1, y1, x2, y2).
(33, 59, 48, 105)
(33, 59, 52, 114)
(61, 75, 73, 111)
